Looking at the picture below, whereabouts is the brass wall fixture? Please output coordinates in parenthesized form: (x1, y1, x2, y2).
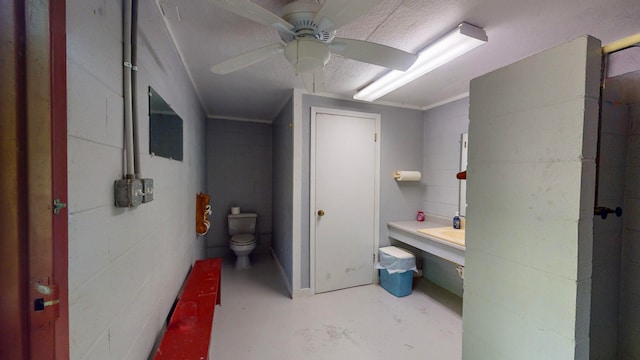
(196, 193, 212, 235)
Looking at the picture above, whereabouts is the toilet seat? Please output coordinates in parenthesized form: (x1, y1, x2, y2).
(230, 234, 255, 245)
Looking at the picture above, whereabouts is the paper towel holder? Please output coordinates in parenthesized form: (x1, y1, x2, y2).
(393, 170, 422, 182)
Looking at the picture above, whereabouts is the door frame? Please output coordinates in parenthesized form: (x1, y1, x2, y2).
(27, 0, 69, 358)
(309, 107, 380, 294)
(1, 0, 29, 357)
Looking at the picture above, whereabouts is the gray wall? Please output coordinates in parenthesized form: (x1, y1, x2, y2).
(67, 0, 207, 358)
(422, 97, 469, 297)
(620, 102, 640, 358)
(272, 96, 295, 293)
(300, 95, 424, 289)
(205, 119, 273, 257)
(590, 98, 628, 358)
(423, 98, 469, 217)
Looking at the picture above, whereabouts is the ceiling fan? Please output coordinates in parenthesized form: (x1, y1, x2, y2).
(209, 0, 418, 93)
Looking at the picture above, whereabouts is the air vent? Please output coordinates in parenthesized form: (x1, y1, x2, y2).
(292, 19, 318, 32)
(315, 30, 334, 43)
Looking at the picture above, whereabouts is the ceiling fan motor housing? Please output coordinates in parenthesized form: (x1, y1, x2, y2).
(284, 37, 331, 73)
(279, 0, 335, 43)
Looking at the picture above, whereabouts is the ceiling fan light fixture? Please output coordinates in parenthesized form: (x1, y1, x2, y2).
(284, 37, 331, 73)
(354, 22, 487, 102)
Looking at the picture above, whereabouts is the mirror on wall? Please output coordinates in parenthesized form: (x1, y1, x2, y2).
(149, 86, 183, 161)
(459, 133, 468, 216)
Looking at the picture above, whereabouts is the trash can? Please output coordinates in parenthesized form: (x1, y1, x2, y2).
(376, 246, 417, 297)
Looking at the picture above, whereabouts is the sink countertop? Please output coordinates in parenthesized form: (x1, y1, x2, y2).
(388, 215, 465, 250)
(417, 227, 465, 246)
(387, 214, 449, 233)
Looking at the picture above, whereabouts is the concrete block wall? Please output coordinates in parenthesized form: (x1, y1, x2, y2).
(67, 1, 206, 359)
(205, 119, 273, 258)
(620, 103, 640, 359)
(463, 36, 600, 359)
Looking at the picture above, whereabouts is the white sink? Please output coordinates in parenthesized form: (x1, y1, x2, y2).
(417, 227, 465, 246)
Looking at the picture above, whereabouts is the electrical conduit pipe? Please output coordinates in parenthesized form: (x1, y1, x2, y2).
(123, 0, 135, 178)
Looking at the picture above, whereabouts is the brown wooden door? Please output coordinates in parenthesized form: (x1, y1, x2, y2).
(0, 1, 69, 358)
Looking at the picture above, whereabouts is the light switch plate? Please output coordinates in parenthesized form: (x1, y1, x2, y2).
(142, 178, 154, 203)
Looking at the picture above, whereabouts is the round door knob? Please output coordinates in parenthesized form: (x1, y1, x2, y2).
(317, 209, 325, 217)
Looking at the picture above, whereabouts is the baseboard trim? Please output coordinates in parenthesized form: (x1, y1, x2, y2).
(206, 247, 233, 259)
(270, 248, 293, 298)
(292, 288, 314, 299)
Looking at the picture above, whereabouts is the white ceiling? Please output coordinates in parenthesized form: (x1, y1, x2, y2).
(157, 0, 640, 121)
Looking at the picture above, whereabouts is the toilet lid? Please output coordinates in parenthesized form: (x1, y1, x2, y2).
(230, 234, 255, 244)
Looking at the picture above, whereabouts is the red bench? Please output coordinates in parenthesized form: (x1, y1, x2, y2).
(154, 258, 222, 360)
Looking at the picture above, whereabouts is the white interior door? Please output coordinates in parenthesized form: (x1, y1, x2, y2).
(312, 108, 379, 293)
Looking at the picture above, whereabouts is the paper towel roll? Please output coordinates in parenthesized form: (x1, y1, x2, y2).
(394, 171, 422, 182)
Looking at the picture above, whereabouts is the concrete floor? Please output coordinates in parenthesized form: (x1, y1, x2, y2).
(209, 253, 462, 360)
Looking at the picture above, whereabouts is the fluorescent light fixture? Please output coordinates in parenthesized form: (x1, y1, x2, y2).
(354, 22, 487, 102)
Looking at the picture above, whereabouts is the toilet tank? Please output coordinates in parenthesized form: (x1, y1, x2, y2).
(228, 213, 257, 235)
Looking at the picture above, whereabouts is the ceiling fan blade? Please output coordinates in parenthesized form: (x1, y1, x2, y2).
(314, 0, 383, 32)
(302, 69, 324, 93)
(210, 43, 284, 74)
(329, 38, 417, 71)
(212, 0, 293, 31)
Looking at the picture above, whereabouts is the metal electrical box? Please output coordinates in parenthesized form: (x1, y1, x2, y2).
(114, 179, 143, 207)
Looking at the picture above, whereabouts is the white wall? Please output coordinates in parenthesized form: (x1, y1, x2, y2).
(463, 36, 600, 359)
(620, 102, 640, 358)
(67, 1, 206, 359)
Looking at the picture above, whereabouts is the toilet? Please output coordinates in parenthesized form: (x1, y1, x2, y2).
(228, 213, 257, 269)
